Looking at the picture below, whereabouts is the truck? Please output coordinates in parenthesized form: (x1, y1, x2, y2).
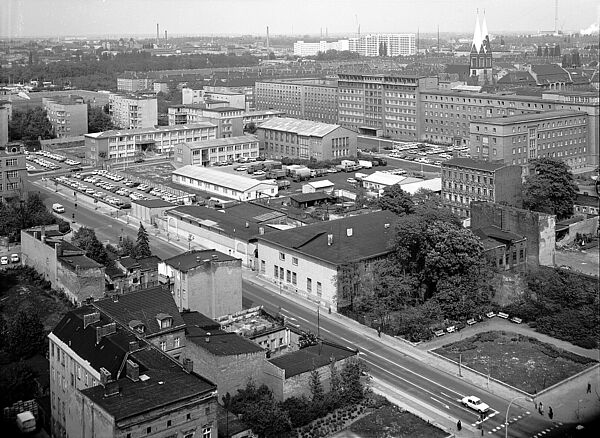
(310, 168, 328, 178)
(266, 169, 286, 179)
(290, 167, 311, 182)
(277, 179, 291, 190)
(355, 172, 369, 182)
(358, 160, 373, 169)
(52, 203, 65, 214)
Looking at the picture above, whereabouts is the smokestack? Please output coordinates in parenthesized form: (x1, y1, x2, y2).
(266, 26, 270, 51)
(156, 23, 159, 46)
(165, 30, 167, 43)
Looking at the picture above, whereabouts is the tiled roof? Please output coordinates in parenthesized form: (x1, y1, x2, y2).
(257, 117, 342, 137)
(442, 158, 508, 172)
(136, 255, 162, 271)
(118, 256, 139, 269)
(185, 327, 264, 356)
(269, 341, 357, 378)
(256, 210, 399, 265)
(93, 286, 185, 338)
(163, 249, 239, 271)
(173, 165, 277, 193)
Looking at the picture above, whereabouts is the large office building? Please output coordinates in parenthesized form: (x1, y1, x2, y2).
(108, 93, 158, 129)
(255, 78, 338, 124)
(0, 144, 26, 201)
(42, 95, 88, 138)
(174, 134, 259, 166)
(293, 40, 350, 56)
(441, 157, 523, 218)
(337, 72, 437, 140)
(85, 122, 217, 165)
(182, 87, 246, 110)
(418, 90, 599, 168)
(469, 110, 590, 170)
(168, 105, 244, 138)
(257, 117, 357, 161)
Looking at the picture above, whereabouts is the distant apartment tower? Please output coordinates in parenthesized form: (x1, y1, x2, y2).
(255, 78, 338, 124)
(42, 95, 88, 138)
(0, 101, 9, 147)
(441, 157, 523, 218)
(108, 93, 158, 129)
(347, 34, 416, 57)
(182, 87, 246, 110)
(293, 40, 350, 56)
(337, 72, 437, 140)
(0, 144, 26, 201)
(469, 110, 589, 170)
(258, 117, 357, 161)
(84, 122, 217, 165)
(116, 76, 153, 92)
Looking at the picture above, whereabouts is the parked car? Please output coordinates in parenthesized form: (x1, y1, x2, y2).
(10, 254, 20, 263)
(0, 256, 8, 265)
(346, 178, 358, 185)
(461, 396, 490, 414)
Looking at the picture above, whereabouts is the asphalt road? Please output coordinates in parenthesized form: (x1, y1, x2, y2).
(28, 176, 568, 437)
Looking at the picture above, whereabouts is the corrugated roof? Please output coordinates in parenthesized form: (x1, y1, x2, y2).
(269, 341, 357, 378)
(400, 178, 442, 194)
(363, 172, 407, 186)
(307, 180, 334, 189)
(173, 165, 277, 193)
(258, 117, 342, 137)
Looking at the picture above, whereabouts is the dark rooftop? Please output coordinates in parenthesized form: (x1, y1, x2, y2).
(181, 311, 221, 331)
(93, 286, 185, 338)
(58, 254, 103, 270)
(473, 226, 525, 245)
(443, 157, 510, 172)
(163, 249, 239, 271)
(268, 341, 357, 378)
(186, 327, 264, 356)
(255, 210, 399, 265)
(137, 255, 162, 271)
(118, 256, 140, 269)
(574, 193, 599, 208)
(289, 192, 333, 203)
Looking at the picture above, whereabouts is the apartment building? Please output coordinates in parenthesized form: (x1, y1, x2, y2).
(84, 122, 217, 165)
(108, 93, 158, 129)
(205, 85, 255, 110)
(174, 134, 259, 166)
(0, 100, 11, 147)
(337, 72, 437, 140)
(293, 40, 350, 56)
(168, 105, 244, 138)
(441, 157, 523, 218)
(347, 34, 416, 57)
(469, 110, 589, 170)
(0, 144, 26, 201)
(117, 76, 153, 92)
(48, 306, 217, 438)
(42, 95, 88, 138)
(257, 117, 357, 161)
(182, 87, 246, 109)
(255, 79, 338, 124)
(419, 89, 599, 167)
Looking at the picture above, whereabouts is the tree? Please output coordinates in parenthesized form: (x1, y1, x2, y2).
(309, 369, 324, 402)
(336, 262, 363, 310)
(8, 107, 55, 149)
(340, 357, 367, 404)
(377, 184, 415, 216)
(522, 158, 578, 220)
(245, 121, 257, 134)
(298, 330, 318, 349)
(5, 310, 46, 360)
(87, 105, 115, 133)
(0, 363, 38, 409)
(71, 226, 111, 266)
(120, 235, 136, 257)
(135, 223, 152, 258)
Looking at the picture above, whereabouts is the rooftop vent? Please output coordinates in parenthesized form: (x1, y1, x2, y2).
(205, 332, 211, 343)
(211, 254, 219, 261)
(346, 228, 353, 237)
(327, 234, 334, 246)
(104, 381, 120, 397)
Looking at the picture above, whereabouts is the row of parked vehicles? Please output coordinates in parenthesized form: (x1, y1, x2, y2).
(55, 175, 129, 208)
(0, 254, 20, 265)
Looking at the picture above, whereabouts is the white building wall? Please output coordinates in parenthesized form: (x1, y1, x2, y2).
(257, 241, 339, 310)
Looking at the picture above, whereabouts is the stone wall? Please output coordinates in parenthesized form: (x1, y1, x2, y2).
(56, 262, 105, 304)
(21, 228, 57, 285)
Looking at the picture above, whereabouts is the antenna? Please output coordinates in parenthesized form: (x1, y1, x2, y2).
(554, 0, 558, 34)
(437, 25, 440, 53)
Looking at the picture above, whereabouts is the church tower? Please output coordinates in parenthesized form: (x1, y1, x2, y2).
(469, 12, 493, 84)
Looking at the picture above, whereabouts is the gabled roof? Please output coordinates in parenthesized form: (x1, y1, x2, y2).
(290, 192, 333, 203)
(363, 172, 407, 186)
(268, 341, 357, 378)
(173, 165, 277, 193)
(118, 256, 140, 269)
(93, 286, 185, 338)
(306, 180, 334, 189)
(255, 210, 399, 265)
(257, 117, 342, 137)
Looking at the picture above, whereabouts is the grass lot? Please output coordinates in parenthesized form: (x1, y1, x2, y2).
(0, 266, 73, 332)
(341, 405, 447, 438)
(434, 331, 597, 394)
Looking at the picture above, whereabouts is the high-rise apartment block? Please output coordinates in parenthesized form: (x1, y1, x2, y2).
(42, 95, 88, 138)
(255, 79, 338, 124)
(469, 110, 589, 170)
(337, 72, 437, 140)
(348, 34, 416, 57)
(441, 157, 523, 218)
(0, 144, 26, 201)
(108, 93, 158, 129)
(117, 76, 153, 92)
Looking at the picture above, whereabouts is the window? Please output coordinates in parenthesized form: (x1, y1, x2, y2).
(147, 427, 152, 434)
(279, 252, 285, 261)
(519, 249, 524, 260)
(274, 265, 279, 278)
(202, 426, 212, 438)
(260, 260, 265, 274)
(160, 341, 167, 351)
(307, 278, 312, 292)
(174, 337, 180, 348)
(286, 270, 291, 283)
(187, 413, 191, 420)
(316, 282, 322, 296)
(205, 406, 211, 415)
(292, 257, 298, 266)
(292, 272, 297, 285)
(167, 420, 172, 427)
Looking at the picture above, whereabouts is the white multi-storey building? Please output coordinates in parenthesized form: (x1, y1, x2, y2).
(108, 93, 158, 129)
(293, 40, 350, 56)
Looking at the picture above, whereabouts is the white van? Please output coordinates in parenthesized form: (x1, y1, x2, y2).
(52, 203, 65, 214)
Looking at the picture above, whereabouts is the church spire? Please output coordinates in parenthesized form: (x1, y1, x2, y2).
(481, 11, 489, 53)
(472, 11, 482, 53)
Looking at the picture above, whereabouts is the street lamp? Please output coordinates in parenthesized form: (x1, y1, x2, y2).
(188, 234, 194, 250)
(505, 396, 531, 438)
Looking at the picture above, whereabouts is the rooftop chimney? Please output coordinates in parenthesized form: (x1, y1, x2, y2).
(346, 228, 353, 237)
(113, 294, 119, 303)
(55, 242, 63, 257)
(83, 311, 100, 329)
(41, 226, 46, 242)
(99, 367, 111, 385)
(128, 340, 139, 352)
(205, 332, 211, 343)
(104, 380, 120, 397)
(183, 357, 194, 373)
(125, 359, 139, 382)
(327, 234, 334, 246)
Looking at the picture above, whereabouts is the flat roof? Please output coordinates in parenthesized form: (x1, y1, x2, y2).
(476, 110, 586, 125)
(269, 341, 357, 378)
(185, 327, 264, 356)
(258, 117, 342, 137)
(173, 165, 277, 193)
(84, 122, 217, 139)
(183, 134, 258, 149)
(363, 172, 407, 186)
(133, 199, 176, 209)
(163, 249, 239, 271)
(443, 158, 510, 172)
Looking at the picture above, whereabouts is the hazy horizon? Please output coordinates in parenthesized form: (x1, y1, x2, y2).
(1, 0, 599, 39)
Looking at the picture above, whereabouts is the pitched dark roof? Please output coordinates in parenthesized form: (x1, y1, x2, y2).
(105, 266, 126, 280)
(181, 311, 221, 331)
(51, 306, 135, 378)
(256, 210, 399, 265)
(473, 225, 525, 245)
(186, 327, 264, 356)
(442, 157, 510, 172)
(136, 255, 162, 271)
(132, 199, 176, 209)
(93, 286, 185, 338)
(80, 345, 216, 422)
(163, 249, 239, 271)
(289, 192, 333, 203)
(118, 256, 140, 269)
(268, 342, 357, 378)
(444, 64, 470, 76)
(497, 71, 536, 84)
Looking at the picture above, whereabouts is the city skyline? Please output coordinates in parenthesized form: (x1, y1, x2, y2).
(2, 0, 599, 38)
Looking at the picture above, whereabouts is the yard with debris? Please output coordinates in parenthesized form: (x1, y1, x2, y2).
(434, 331, 597, 394)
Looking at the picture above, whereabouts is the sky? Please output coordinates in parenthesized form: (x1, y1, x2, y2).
(1, 0, 599, 38)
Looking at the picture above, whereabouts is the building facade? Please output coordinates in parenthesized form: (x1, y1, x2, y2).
(108, 93, 158, 129)
(174, 135, 260, 166)
(337, 73, 437, 140)
(255, 79, 338, 124)
(0, 101, 11, 147)
(257, 117, 357, 161)
(469, 110, 590, 170)
(84, 122, 217, 165)
(348, 34, 416, 57)
(168, 105, 244, 138)
(117, 77, 153, 92)
(0, 144, 26, 201)
(42, 95, 88, 138)
(293, 40, 350, 56)
(441, 158, 523, 218)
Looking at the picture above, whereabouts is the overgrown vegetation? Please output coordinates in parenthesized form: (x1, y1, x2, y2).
(503, 267, 599, 349)
(8, 107, 55, 149)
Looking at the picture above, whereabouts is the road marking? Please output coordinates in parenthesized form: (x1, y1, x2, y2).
(429, 397, 449, 409)
(441, 392, 453, 399)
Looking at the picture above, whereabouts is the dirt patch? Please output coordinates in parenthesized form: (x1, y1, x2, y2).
(434, 331, 597, 394)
